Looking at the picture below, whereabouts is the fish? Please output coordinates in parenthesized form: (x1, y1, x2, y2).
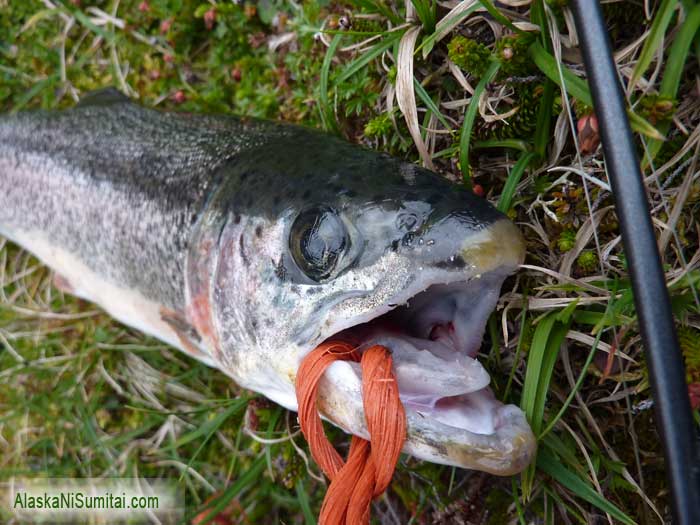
(0, 88, 535, 475)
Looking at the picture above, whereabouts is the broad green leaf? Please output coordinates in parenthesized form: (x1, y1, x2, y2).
(646, 4, 700, 161)
(459, 60, 500, 188)
(520, 311, 573, 497)
(497, 151, 537, 213)
(319, 34, 343, 132)
(630, 0, 679, 88)
(414, 78, 451, 130)
(529, 42, 663, 140)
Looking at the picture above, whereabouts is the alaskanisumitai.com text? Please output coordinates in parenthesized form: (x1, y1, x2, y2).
(13, 491, 159, 510)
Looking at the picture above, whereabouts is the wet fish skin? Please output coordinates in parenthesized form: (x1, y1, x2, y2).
(0, 89, 290, 312)
(0, 89, 534, 473)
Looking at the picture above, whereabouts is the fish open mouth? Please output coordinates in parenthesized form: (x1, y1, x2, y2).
(312, 222, 536, 475)
(336, 272, 512, 433)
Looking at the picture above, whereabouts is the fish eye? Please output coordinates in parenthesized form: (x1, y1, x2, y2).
(290, 206, 349, 282)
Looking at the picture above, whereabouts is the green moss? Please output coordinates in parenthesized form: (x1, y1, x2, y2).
(447, 35, 491, 78)
(348, 16, 383, 33)
(576, 250, 599, 273)
(476, 83, 552, 141)
(495, 33, 536, 77)
(557, 229, 577, 252)
(364, 112, 393, 138)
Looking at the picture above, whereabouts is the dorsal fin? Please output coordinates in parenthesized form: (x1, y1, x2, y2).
(76, 87, 132, 108)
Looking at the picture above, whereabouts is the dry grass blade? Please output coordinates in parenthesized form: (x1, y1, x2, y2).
(396, 25, 434, 169)
(658, 162, 698, 252)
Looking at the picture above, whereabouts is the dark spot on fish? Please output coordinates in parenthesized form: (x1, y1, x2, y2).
(190, 212, 198, 225)
(306, 287, 319, 295)
(255, 225, 262, 238)
(434, 255, 467, 269)
(274, 258, 287, 280)
(239, 234, 248, 265)
(390, 239, 400, 252)
(251, 319, 258, 330)
(291, 285, 300, 294)
(265, 318, 274, 328)
(233, 214, 241, 224)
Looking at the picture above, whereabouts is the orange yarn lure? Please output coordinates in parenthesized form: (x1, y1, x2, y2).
(296, 342, 406, 525)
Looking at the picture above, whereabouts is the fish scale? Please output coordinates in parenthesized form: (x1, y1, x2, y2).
(0, 89, 291, 311)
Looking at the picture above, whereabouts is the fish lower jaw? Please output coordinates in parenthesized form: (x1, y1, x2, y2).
(317, 360, 535, 474)
(312, 267, 536, 474)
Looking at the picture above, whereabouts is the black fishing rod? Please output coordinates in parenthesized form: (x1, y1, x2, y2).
(569, 1, 700, 523)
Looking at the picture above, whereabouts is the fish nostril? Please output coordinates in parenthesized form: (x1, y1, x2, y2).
(396, 212, 419, 231)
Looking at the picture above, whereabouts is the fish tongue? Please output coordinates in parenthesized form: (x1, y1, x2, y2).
(357, 332, 491, 408)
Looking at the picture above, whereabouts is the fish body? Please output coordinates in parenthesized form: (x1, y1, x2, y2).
(0, 89, 535, 474)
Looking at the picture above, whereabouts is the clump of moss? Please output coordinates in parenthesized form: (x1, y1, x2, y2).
(387, 64, 398, 84)
(349, 17, 383, 33)
(576, 250, 598, 273)
(495, 32, 536, 77)
(364, 112, 393, 139)
(447, 35, 491, 78)
(557, 229, 577, 252)
(476, 83, 551, 140)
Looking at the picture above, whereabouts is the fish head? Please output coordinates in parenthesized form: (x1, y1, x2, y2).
(188, 129, 535, 475)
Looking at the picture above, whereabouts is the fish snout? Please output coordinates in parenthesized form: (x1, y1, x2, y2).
(401, 212, 526, 277)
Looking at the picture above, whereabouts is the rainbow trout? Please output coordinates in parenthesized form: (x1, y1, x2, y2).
(0, 89, 535, 475)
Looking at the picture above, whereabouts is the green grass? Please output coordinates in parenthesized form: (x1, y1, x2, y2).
(2, 0, 700, 523)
